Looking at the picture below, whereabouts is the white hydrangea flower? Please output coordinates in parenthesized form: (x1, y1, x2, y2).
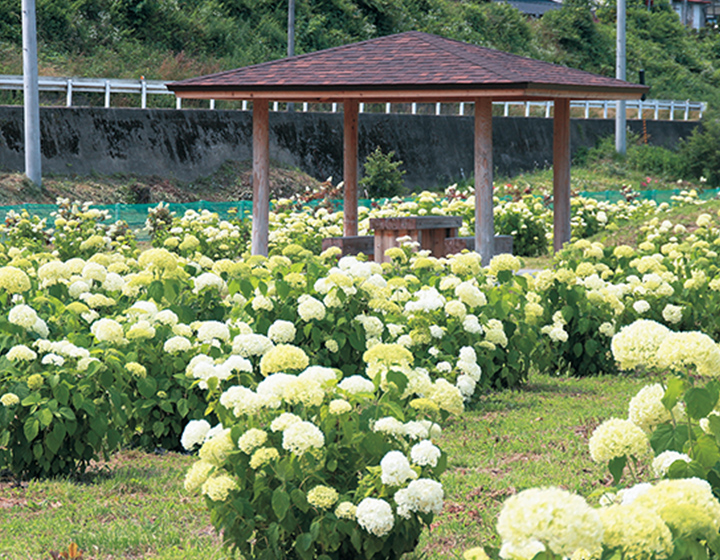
(394, 478, 444, 518)
(380, 451, 418, 486)
(281, 420, 325, 455)
(338, 375, 375, 395)
(652, 450, 691, 478)
(410, 440, 441, 467)
(355, 498, 395, 537)
(267, 320, 297, 344)
(181, 419, 211, 450)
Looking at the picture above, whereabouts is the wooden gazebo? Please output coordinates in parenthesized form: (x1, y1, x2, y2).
(168, 31, 647, 263)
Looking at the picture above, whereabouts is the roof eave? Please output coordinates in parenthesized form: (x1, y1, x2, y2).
(168, 82, 649, 103)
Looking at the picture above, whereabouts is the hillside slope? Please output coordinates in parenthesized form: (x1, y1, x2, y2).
(0, 0, 718, 107)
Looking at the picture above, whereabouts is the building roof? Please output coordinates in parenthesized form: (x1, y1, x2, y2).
(497, 0, 562, 17)
(168, 31, 647, 102)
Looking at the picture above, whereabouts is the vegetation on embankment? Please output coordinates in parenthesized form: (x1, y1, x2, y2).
(0, 0, 719, 107)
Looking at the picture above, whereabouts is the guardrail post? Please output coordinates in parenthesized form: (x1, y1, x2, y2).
(176, 97, 182, 109)
(638, 99, 642, 119)
(210, 99, 216, 109)
(459, 102, 465, 116)
(66, 78, 72, 107)
(669, 100, 675, 121)
(584, 101, 589, 119)
(104, 80, 110, 108)
(545, 101, 551, 118)
(684, 100, 690, 121)
(242, 100, 248, 111)
(386, 102, 391, 114)
(272, 101, 278, 111)
(654, 100, 659, 120)
(359, 102, 365, 113)
(700, 102, 706, 119)
(524, 102, 530, 117)
(603, 101, 608, 119)
(303, 102, 308, 112)
(503, 102, 509, 117)
(140, 77, 147, 109)
(332, 102, 337, 112)
(411, 102, 417, 115)
(435, 102, 441, 116)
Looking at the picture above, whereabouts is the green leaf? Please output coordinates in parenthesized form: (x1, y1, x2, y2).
(152, 421, 165, 438)
(53, 383, 70, 406)
(21, 393, 42, 407)
(100, 369, 114, 388)
(240, 279, 254, 299)
(176, 398, 189, 418)
(57, 407, 76, 421)
(148, 280, 164, 303)
(276, 280, 290, 300)
(24, 417, 39, 442)
(650, 423, 689, 453)
(137, 377, 158, 399)
(667, 459, 705, 479)
(608, 455, 627, 485)
(45, 422, 66, 455)
(163, 279, 181, 304)
(296, 532, 314, 553)
(706, 380, 720, 409)
(386, 370, 409, 395)
(693, 434, 720, 468)
(685, 387, 716, 420)
(37, 407, 53, 428)
(272, 487, 291, 521)
(662, 377, 686, 411)
(291, 488, 309, 513)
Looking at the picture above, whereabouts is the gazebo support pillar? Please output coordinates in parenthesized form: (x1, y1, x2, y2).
(474, 98, 494, 266)
(343, 99, 359, 237)
(553, 98, 571, 253)
(252, 99, 270, 256)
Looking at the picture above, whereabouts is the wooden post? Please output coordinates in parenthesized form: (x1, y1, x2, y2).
(474, 98, 493, 266)
(553, 98, 571, 253)
(252, 99, 270, 256)
(343, 99, 359, 237)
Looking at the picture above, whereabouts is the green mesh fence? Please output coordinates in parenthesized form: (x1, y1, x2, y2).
(0, 201, 255, 232)
(0, 188, 718, 234)
(578, 187, 720, 204)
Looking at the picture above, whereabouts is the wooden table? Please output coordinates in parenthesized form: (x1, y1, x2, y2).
(369, 215, 462, 263)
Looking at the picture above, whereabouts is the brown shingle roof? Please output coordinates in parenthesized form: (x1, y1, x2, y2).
(168, 31, 646, 101)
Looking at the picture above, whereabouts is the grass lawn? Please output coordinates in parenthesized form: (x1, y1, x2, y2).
(0, 372, 651, 560)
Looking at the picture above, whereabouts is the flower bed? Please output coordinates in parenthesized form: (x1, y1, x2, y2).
(2, 189, 720, 558)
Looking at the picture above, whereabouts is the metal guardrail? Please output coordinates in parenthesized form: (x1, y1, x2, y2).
(0, 74, 707, 120)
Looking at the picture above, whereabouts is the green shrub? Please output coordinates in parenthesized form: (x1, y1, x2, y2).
(360, 147, 406, 199)
(186, 356, 449, 560)
(0, 345, 129, 479)
(679, 111, 720, 186)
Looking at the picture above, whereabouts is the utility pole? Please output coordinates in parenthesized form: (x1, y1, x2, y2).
(615, 0, 627, 155)
(22, 0, 41, 186)
(287, 0, 295, 112)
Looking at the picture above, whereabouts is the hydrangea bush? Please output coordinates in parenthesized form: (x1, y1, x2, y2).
(182, 357, 449, 560)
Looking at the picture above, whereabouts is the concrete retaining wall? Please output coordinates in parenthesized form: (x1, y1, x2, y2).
(0, 107, 699, 189)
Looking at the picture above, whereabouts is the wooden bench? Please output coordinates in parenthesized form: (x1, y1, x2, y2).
(321, 235, 374, 257)
(444, 235, 514, 256)
(369, 216, 462, 263)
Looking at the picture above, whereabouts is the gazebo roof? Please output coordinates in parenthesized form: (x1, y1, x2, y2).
(168, 31, 647, 102)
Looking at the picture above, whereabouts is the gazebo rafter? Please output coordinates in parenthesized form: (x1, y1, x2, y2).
(169, 31, 647, 263)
